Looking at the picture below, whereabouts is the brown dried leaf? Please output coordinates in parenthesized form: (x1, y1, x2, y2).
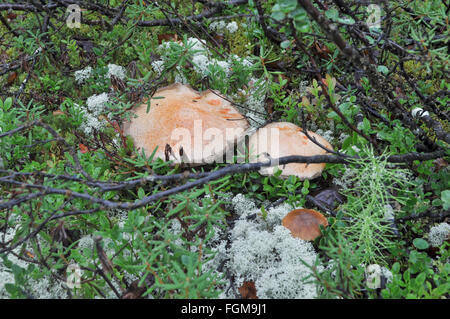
(313, 188, 344, 210)
(79, 143, 89, 154)
(52, 110, 66, 116)
(158, 33, 178, 44)
(239, 281, 258, 299)
(122, 280, 146, 299)
(314, 41, 331, 59)
(7, 72, 17, 86)
(6, 12, 17, 20)
(111, 74, 127, 92)
(434, 158, 448, 171)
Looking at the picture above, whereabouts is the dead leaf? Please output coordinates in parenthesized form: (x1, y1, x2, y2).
(239, 281, 258, 299)
(158, 33, 178, 44)
(7, 72, 17, 86)
(314, 41, 331, 59)
(111, 74, 126, 92)
(313, 188, 344, 210)
(213, 33, 226, 47)
(79, 143, 89, 154)
(52, 110, 66, 116)
(265, 98, 274, 115)
(25, 251, 35, 259)
(127, 61, 139, 79)
(434, 158, 448, 171)
(122, 280, 146, 299)
(6, 12, 17, 20)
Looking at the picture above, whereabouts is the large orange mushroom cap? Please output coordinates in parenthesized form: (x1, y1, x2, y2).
(248, 122, 333, 180)
(123, 83, 249, 164)
(282, 209, 328, 241)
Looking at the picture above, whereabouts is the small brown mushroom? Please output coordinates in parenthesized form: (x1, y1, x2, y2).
(248, 122, 333, 180)
(282, 209, 328, 241)
(123, 83, 249, 164)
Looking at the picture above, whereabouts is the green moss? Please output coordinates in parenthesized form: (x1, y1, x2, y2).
(403, 60, 427, 79)
(225, 21, 252, 57)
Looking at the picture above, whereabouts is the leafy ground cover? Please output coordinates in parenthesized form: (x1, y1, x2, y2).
(0, 0, 449, 299)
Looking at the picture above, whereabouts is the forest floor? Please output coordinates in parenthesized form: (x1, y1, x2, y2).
(0, 0, 449, 299)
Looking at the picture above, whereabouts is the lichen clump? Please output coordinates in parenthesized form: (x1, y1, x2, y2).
(428, 223, 450, 247)
(0, 224, 68, 298)
(205, 194, 321, 299)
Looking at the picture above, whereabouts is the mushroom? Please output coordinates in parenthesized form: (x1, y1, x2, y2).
(248, 122, 333, 180)
(282, 209, 328, 241)
(123, 83, 249, 164)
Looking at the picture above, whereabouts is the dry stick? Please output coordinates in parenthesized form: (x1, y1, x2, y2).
(296, 0, 364, 66)
(0, 53, 37, 76)
(298, 107, 348, 157)
(0, 13, 19, 36)
(0, 149, 446, 212)
(0, 200, 70, 255)
(108, 0, 129, 31)
(0, 169, 211, 191)
(396, 209, 450, 222)
(136, 0, 248, 27)
(290, 22, 377, 148)
(399, 62, 450, 135)
(156, 0, 227, 61)
(0, 148, 445, 255)
(297, 0, 448, 148)
(0, 119, 446, 213)
(13, 47, 41, 105)
(0, 3, 39, 11)
(94, 236, 124, 298)
(254, 0, 283, 44)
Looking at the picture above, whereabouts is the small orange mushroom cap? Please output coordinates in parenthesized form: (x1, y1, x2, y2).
(282, 209, 328, 241)
(123, 83, 249, 164)
(248, 122, 333, 180)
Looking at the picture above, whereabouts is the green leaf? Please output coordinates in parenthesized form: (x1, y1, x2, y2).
(293, 19, 310, 33)
(441, 190, 450, 210)
(325, 8, 339, 20)
(338, 16, 355, 25)
(290, 7, 307, 21)
(280, 40, 291, 49)
(137, 187, 145, 200)
(377, 65, 389, 74)
(413, 238, 429, 250)
(271, 10, 285, 21)
(403, 269, 411, 283)
(415, 272, 426, 286)
(93, 47, 103, 56)
(181, 254, 194, 268)
(3, 97, 12, 111)
(278, 0, 297, 13)
(392, 262, 400, 273)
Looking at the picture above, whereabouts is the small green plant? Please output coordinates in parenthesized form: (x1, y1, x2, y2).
(302, 229, 366, 299)
(381, 242, 450, 299)
(337, 146, 414, 264)
(0, 254, 35, 299)
(269, 75, 298, 122)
